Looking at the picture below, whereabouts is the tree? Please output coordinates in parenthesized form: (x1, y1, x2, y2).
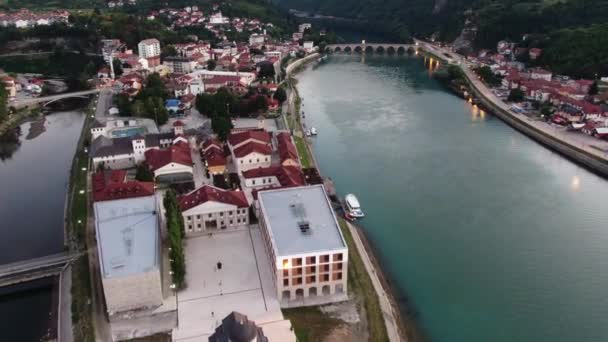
(164, 189, 186, 288)
(207, 59, 216, 71)
(212, 116, 233, 141)
(475, 66, 502, 87)
(274, 87, 287, 104)
(161, 45, 178, 59)
(589, 81, 599, 95)
(115, 93, 132, 116)
(112, 58, 123, 77)
(0, 82, 7, 123)
(135, 163, 154, 182)
(257, 61, 275, 79)
(507, 88, 525, 102)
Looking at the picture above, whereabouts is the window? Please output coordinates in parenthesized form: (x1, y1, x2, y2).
(237, 218, 240, 223)
(322, 274, 329, 282)
(220, 212, 224, 217)
(240, 160, 243, 164)
(187, 216, 192, 221)
(256, 158, 260, 162)
(321, 255, 330, 263)
(197, 224, 201, 228)
(283, 270, 289, 277)
(294, 277, 302, 285)
(333, 253, 343, 262)
(229, 220, 233, 224)
(252, 180, 256, 185)
(208, 214, 212, 218)
(249, 159, 252, 163)
(283, 279, 289, 286)
(228, 211, 233, 215)
(196, 215, 200, 219)
(188, 225, 193, 230)
(265, 157, 268, 162)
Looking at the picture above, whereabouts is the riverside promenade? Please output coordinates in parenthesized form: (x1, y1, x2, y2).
(416, 40, 608, 177)
(285, 54, 404, 342)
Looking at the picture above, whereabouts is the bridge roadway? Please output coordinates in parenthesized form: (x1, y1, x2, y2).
(13, 88, 100, 108)
(326, 42, 413, 53)
(0, 252, 79, 287)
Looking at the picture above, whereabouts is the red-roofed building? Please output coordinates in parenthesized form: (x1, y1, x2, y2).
(201, 138, 227, 175)
(228, 130, 271, 149)
(92, 170, 155, 202)
(242, 165, 305, 189)
(144, 141, 193, 182)
(227, 130, 273, 172)
(529, 48, 542, 60)
(178, 185, 249, 235)
(276, 132, 299, 167)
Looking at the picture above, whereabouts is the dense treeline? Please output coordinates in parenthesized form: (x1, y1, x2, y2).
(0, 82, 7, 124)
(116, 73, 169, 125)
(164, 189, 186, 289)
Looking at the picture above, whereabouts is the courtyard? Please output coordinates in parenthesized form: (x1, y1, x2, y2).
(172, 227, 293, 342)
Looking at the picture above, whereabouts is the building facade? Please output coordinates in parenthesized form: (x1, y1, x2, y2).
(257, 185, 348, 307)
(179, 185, 249, 235)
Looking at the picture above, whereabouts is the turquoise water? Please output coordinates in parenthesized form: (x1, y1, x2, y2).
(111, 126, 145, 138)
(298, 55, 608, 341)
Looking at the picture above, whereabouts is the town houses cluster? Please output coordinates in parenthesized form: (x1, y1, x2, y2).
(470, 39, 608, 139)
(0, 9, 69, 28)
(80, 8, 348, 341)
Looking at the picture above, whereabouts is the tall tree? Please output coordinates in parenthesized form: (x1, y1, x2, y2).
(0, 82, 7, 123)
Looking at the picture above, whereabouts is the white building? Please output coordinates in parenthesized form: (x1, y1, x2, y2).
(302, 41, 315, 53)
(249, 33, 265, 46)
(138, 38, 161, 59)
(209, 12, 229, 25)
(144, 139, 193, 183)
(257, 185, 349, 307)
(93, 172, 162, 314)
(178, 185, 250, 235)
(227, 130, 272, 173)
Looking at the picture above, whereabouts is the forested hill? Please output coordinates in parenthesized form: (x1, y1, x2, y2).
(277, 0, 608, 78)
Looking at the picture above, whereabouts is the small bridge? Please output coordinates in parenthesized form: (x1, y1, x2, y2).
(13, 89, 100, 109)
(326, 42, 413, 54)
(0, 252, 80, 287)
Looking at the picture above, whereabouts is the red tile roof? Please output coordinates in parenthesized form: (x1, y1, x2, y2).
(233, 141, 272, 158)
(202, 138, 223, 152)
(178, 185, 248, 211)
(276, 132, 298, 164)
(173, 120, 185, 127)
(242, 165, 305, 187)
(204, 148, 226, 167)
(145, 141, 193, 171)
(228, 129, 271, 147)
(92, 170, 154, 202)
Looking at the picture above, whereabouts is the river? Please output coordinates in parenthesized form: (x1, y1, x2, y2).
(297, 55, 608, 342)
(0, 111, 85, 341)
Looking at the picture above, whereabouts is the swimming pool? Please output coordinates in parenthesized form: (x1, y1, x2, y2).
(111, 127, 145, 138)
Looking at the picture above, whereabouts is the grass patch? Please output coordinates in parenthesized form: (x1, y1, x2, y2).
(338, 218, 389, 342)
(293, 135, 311, 168)
(283, 306, 344, 342)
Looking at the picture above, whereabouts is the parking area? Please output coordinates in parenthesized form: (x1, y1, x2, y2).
(173, 228, 287, 342)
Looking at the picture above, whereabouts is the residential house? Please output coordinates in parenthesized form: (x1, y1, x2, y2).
(227, 130, 272, 173)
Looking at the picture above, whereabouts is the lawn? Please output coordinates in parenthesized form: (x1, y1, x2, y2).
(283, 306, 344, 342)
(293, 135, 312, 168)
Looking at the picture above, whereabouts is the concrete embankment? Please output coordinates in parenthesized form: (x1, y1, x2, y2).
(464, 75, 608, 178)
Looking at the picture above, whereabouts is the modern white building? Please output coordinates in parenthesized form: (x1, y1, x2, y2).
(257, 185, 349, 307)
(249, 33, 265, 46)
(178, 185, 250, 236)
(92, 172, 162, 314)
(138, 38, 161, 59)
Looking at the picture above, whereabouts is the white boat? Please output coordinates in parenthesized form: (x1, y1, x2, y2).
(310, 127, 318, 135)
(305, 129, 311, 136)
(345, 194, 365, 218)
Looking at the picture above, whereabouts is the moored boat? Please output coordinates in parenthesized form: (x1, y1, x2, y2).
(311, 127, 318, 135)
(345, 193, 365, 218)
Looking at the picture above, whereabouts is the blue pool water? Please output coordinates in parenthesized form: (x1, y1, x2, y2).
(111, 127, 145, 138)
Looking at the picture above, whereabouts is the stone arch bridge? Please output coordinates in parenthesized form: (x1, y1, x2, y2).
(326, 43, 414, 54)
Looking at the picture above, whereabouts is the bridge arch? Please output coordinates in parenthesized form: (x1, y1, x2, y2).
(397, 46, 406, 55)
(344, 46, 352, 53)
(387, 46, 396, 54)
(364, 46, 374, 53)
(334, 46, 342, 53)
(354, 46, 362, 53)
(375, 46, 385, 54)
(42, 95, 92, 107)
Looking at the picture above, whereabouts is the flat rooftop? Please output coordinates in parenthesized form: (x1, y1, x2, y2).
(94, 195, 160, 278)
(258, 185, 346, 257)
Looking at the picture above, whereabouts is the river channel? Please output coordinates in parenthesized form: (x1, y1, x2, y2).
(298, 55, 608, 342)
(0, 111, 85, 341)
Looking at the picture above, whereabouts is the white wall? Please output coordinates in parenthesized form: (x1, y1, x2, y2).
(103, 268, 163, 314)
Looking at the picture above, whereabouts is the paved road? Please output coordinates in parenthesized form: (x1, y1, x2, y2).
(417, 39, 608, 161)
(95, 88, 114, 120)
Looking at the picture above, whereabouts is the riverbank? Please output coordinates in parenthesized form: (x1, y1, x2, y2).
(0, 107, 41, 136)
(285, 54, 411, 342)
(417, 43, 608, 178)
